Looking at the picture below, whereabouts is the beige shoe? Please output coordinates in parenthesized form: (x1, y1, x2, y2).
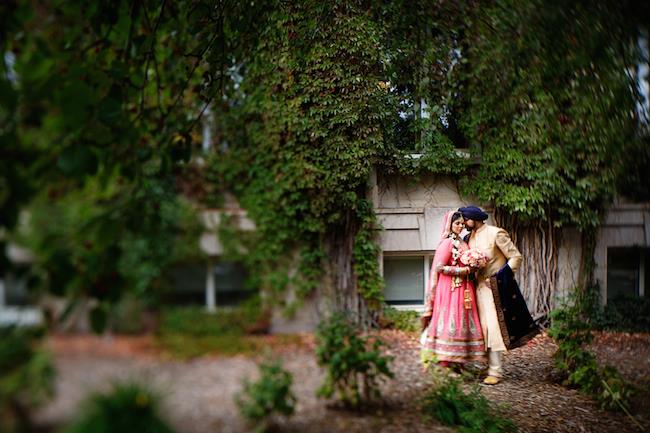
(483, 375, 500, 385)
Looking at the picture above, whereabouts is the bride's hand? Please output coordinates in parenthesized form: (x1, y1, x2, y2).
(421, 315, 432, 331)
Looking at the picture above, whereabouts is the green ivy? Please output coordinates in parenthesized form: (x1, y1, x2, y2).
(458, 0, 645, 229)
(3, 0, 649, 323)
(353, 200, 384, 307)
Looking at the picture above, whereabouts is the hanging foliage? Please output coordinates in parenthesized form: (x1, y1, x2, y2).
(2, 0, 648, 326)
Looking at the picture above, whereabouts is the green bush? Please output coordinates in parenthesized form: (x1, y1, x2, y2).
(421, 375, 516, 433)
(235, 360, 296, 433)
(155, 298, 272, 358)
(315, 313, 394, 409)
(157, 297, 269, 337)
(597, 296, 650, 333)
(570, 283, 650, 333)
(378, 306, 420, 333)
(549, 304, 635, 412)
(63, 382, 178, 433)
(110, 294, 147, 335)
(0, 326, 55, 433)
(13, 179, 205, 334)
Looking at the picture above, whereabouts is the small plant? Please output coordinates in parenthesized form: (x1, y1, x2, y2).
(315, 313, 394, 409)
(421, 374, 516, 433)
(0, 326, 55, 433)
(235, 360, 296, 433)
(549, 302, 639, 426)
(379, 306, 420, 333)
(63, 382, 178, 433)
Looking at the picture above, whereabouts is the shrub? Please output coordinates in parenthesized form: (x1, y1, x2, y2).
(157, 297, 269, 337)
(0, 326, 55, 433)
(571, 283, 650, 333)
(63, 382, 178, 433)
(155, 298, 272, 358)
(598, 296, 650, 333)
(549, 304, 635, 413)
(421, 375, 516, 433)
(235, 360, 296, 433)
(315, 313, 393, 408)
(378, 306, 420, 333)
(110, 294, 147, 335)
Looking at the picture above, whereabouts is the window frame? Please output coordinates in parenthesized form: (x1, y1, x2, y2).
(381, 251, 435, 312)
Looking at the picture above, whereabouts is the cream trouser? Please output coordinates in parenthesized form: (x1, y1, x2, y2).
(476, 281, 507, 351)
(476, 280, 505, 378)
(487, 349, 503, 378)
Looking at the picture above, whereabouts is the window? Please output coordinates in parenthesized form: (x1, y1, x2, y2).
(166, 263, 206, 305)
(166, 261, 255, 307)
(1, 265, 33, 307)
(383, 255, 432, 306)
(607, 247, 648, 300)
(0, 266, 42, 327)
(211, 262, 254, 306)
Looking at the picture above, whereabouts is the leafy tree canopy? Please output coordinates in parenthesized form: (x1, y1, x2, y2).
(1, 0, 648, 316)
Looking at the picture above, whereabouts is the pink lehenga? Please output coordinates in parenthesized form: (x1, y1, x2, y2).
(421, 220, 485, 365)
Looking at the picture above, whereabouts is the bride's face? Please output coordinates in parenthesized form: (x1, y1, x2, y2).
(451, 218, 464, 235)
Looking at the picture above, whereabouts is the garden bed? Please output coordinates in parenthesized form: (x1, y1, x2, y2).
(33, 330, 649, 433)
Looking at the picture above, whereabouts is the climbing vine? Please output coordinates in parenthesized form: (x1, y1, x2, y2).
(455, 1, 648, 317)
(2, 0, 648, 326)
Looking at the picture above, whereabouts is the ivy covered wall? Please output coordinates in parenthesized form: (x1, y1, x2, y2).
(2, 0, 648, 325)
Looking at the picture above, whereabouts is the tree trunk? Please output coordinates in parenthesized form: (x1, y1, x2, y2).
(323, 207, 373, 327)
(495, 210, 560, 326)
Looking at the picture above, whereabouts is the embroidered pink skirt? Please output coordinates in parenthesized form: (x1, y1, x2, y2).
(421, 274, 486, 363)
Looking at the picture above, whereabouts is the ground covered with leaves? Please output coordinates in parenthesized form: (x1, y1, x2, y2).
(34, 330, 649, 433)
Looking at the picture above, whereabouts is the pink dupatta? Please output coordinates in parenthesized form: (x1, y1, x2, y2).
(424, 210, 456, 309)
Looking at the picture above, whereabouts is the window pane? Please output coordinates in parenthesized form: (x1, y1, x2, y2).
(167, 263, 206, 305)
(607, 248, 639, 300)
(213, 262, 254, 306)
(383, 256, 424, 304)
(166, 262, 255, 306)
(5, 273, 30, 306)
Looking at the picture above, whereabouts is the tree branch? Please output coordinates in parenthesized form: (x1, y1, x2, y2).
(140, 0, 168, 113)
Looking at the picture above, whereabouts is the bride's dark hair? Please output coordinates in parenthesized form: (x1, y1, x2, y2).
(449, 211, 463, 225)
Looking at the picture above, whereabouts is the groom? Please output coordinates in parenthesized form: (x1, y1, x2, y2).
(459, 205, 539, 385)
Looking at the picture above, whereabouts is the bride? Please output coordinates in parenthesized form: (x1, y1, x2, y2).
(420, 210, 486, 370)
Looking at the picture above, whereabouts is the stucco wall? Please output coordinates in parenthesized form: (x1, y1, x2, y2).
(373, 171, 489, 253)
(372, 170, 649, 305)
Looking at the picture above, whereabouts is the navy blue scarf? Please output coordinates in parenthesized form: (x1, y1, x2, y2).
(489, 264, 541, 349)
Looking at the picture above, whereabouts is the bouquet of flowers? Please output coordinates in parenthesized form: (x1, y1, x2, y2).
(459, 248, 487, 269)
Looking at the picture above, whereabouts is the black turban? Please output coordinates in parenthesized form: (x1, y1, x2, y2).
(458, 205, 488, 221)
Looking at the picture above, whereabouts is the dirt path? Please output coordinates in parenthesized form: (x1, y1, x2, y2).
(33, 331, 649, 433)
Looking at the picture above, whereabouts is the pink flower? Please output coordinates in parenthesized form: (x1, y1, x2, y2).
(460, 249, 487, 269)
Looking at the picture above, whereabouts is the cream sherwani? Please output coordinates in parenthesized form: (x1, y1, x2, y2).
(468, 224, 523, 353)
